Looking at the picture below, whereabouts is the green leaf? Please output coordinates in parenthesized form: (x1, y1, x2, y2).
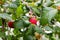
(26, 24, 35, 35)
(55, 11, 60, 22)
(16, 5, 24, 18)
(40, 17, 48, 26)
(35, 27, 44, 34)
(44, 0, 54, 7)
(23, 20, 30, 27)
(23, 35, 33, 40)
(0, 13, 12, 20)
(47, 9, 57, 22)
(14, 20, 24, 29)
(7, 35, 12, 40)
(54, 27, 60, 33)
(32, 7, 40, 14)
(44, 26, 52, 31)
(9, 3, 17, 9)
(40, 7, 58, 25)
(32, 7, 40, 16)
(0, 32, 5, 37)
(13, 28, 20, 35)
(12, 14, 16, 20)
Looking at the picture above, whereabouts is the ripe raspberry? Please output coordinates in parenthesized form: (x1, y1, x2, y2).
(29, 17, 37, 25)
(8, 21, 14, 28)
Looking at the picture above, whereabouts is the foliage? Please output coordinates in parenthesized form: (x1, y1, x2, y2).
(0, 0, 60, 40)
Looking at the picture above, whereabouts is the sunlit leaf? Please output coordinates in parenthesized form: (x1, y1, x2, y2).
(16, 5, 24, 18)
(40, 7, 58, 25)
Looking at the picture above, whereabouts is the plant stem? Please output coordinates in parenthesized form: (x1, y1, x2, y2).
(2, 18, 5, 40)
(40, 0, 43, 17)
(2, 18, 5, 32)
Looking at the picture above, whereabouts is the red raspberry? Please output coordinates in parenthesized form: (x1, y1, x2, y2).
(8, 21, 14, 28)
(29, 17, 37, 25)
